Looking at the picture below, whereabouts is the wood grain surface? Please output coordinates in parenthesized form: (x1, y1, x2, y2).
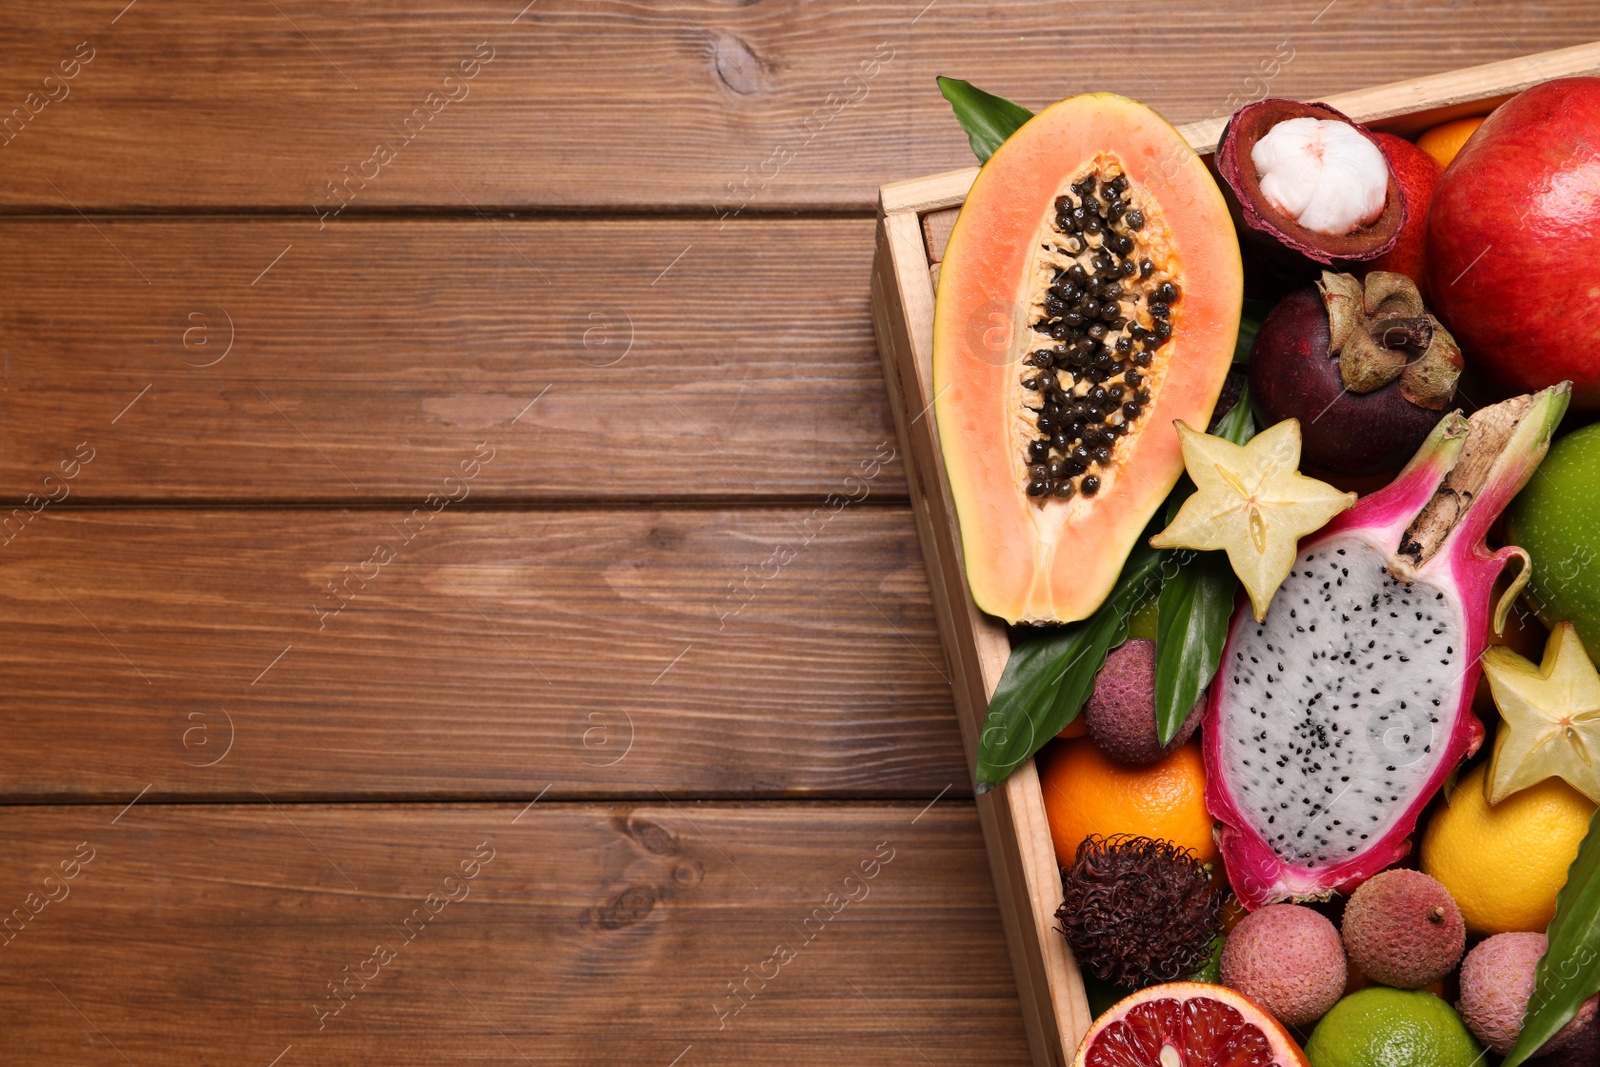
(0, 217, 903, 503)
(0, 802, 1029, 1065)
(0, 506, 960, 800)
(1, 1, 1596, 211)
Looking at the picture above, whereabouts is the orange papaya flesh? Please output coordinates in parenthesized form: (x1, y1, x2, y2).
(933, 93, 1243, 624)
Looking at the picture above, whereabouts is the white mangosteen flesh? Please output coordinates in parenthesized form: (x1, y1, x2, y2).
(1251, 117, 1389, 236)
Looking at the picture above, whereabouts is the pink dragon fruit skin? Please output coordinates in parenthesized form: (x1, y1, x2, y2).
(1204, 386, 1570, 909)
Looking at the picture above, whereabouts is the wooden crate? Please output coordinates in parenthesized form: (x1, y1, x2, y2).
(870, 41, 1600, 1067)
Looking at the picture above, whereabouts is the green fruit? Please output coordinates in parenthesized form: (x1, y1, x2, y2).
(1187, 933, 1224, 983)
(1127, 597, 1159, 642)
(1506, 424, 1600, 651)
(1306, 988, 1481, 1067)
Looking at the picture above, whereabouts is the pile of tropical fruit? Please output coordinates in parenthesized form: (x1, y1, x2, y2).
(930, 73, 1600, 1067)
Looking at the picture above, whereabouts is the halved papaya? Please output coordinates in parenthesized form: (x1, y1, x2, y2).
(933, 93, 1243, 624)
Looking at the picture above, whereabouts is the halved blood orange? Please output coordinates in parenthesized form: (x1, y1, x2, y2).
(1072, 982, 1309, 1067)
(933, 94, 1242, 624)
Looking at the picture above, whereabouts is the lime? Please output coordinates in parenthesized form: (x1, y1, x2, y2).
(1306, 988, 1481, 1067)
(1127, 595, 1159, 641)
(1506, 423, 1600, 653)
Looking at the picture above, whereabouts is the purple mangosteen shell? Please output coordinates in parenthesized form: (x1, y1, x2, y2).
(1216, 99, 1407, 266)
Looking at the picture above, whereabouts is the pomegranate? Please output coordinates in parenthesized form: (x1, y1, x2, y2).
(1427, 77, 1600, 407)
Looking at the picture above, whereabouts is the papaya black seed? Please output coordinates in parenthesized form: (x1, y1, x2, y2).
(1157, 281, 1179, 303)
(1081, 475, 1101, 496)
(1093, 446, 1112, 465)
(1125, 209, 1145, 230)
(1123, 401, 1142, 419)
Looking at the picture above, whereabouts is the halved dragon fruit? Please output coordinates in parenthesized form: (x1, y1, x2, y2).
(1205, 385, 1570, 909)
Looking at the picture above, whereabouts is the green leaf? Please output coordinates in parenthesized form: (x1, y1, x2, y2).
(936, 77, 1033, 163)
(1211, 380, 1258, 447)
(1153, 384, 1257, 745)
(1154, 552, 1237, 745)
(975, 543, 1163, 791)
(1233, 299, 1273, 366)
(1503, 806, 1600, 1067)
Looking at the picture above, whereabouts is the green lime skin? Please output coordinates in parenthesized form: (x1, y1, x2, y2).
(1306, 988, 1481, 1067)
(1126, 597, 1160, 642)
(1507, 423, 1600, 652)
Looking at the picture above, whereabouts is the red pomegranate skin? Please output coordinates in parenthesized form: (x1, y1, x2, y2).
(1427, 77, 1600, 407)
(1361, 133, 1441, 296)
(1249, 288, 1441, 476)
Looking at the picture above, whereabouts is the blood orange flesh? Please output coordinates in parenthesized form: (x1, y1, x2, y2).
(1074, 983, 1307, 1067)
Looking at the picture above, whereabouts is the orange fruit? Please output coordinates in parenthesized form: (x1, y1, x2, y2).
(1057, 716, 1089, 739)
(1417, 117, 1486, 169)
(1039, 738, 1217, 866)
(1071, 982, 1308, 1067)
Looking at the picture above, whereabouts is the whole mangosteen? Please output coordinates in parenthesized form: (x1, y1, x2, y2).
(1249, 270, 1462, 476)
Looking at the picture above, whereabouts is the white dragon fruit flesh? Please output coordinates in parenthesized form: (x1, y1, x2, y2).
(1205, 385, 1569, 909)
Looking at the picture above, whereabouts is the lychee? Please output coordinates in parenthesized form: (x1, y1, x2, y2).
(1084, 639, 1201, 764)
(1220, 903, 1348, 1028)
(1341, 869, 1465, 989)
(1458, 931, 1599, 1055)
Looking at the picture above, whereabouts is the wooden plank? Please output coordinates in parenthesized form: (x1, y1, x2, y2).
(0, 802, 1032, 1064)
(878, 40, 1600, 216)
(0, 217, 904, 503)
(2, 2, 1597, 210)
(0, 506, 963, 800)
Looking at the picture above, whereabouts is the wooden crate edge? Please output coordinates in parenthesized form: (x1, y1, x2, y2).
(879, 39, 1600, 215)
(871, 211, 1090, 1067)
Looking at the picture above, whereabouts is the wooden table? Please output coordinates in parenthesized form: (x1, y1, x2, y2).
(0, 3, 1593, 1062)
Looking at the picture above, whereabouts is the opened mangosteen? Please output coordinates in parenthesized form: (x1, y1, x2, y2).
(1217, 100, 1407, 270)
(1249, 271, 1463, 476)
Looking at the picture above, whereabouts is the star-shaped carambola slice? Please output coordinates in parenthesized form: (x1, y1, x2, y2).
(1150, 419, 1356, 621)
(1483, 621, 1600, 805)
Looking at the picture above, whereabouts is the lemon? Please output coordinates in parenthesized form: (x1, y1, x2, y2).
(1306, 988, 1481, 1067)
(1420, 763, 1595, 934)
